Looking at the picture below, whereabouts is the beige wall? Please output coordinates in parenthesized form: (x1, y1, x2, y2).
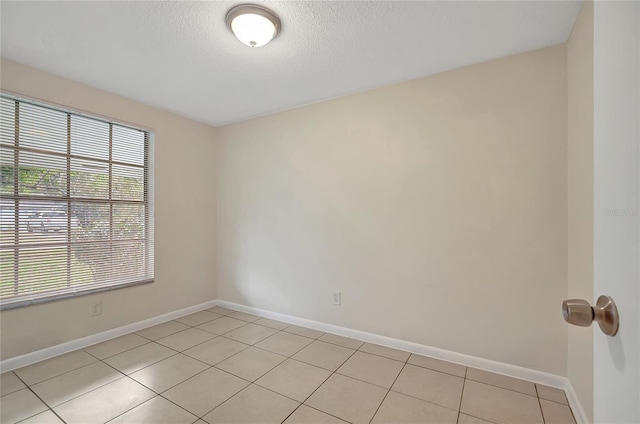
(216, 45, 568, 375)
(0, 59, 218, 360)
(567, 2, 594, 421)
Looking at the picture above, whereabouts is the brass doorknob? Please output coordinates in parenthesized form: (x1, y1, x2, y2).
(562, 295, 619, 336)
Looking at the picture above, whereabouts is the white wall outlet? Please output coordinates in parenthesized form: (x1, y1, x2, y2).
(332, 291, 341, 306)
(91, 300, 102, 317)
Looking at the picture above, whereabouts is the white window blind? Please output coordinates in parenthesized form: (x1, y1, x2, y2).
(0, 94, 154, 310)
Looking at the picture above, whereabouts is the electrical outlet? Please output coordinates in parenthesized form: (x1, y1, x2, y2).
(332, 291, 341, 306)
(91, 300, 102, 317)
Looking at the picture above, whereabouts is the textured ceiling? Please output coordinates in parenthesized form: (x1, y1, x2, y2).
(1, 1, 582, 127)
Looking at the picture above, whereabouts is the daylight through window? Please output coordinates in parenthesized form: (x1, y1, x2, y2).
(0, 94, 154, 309)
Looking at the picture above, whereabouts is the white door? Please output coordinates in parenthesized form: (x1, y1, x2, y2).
(593, 1, 639, 422)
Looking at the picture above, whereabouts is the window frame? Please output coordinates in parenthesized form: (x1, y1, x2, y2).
(0, 92, 154, 310)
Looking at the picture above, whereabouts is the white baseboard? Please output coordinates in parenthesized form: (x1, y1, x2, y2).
(219, 300, 590, 422)
(0, 299, 218, 372)
(217, 300, 566, 389)
(0, 297, 588, 424)
(565, 378, 589, 424)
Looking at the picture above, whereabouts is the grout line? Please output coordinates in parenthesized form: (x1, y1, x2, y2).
(127, 357, 213, 393)
(456, 379, 466, 424)
(11, 372, 68, 424)
(463, 376, 538, 398)
(536, 393, 572, 407)
(103, 394, 197, 424)
(135, 329, 186, 342)
(535, 384, 547, 424)
(73, 376, 148, 423)
(283, 340, 356, 372)
(84, 339, 153, 361)
(36, 372, 126, 412)
(211, 352, 287, 385)
(180, 337, 251, 365)
(161, 335, 221, 355)
(191, 378, 254, 419)
(356, 344, 411, 363)
(195, 318, 252, 336)
(13, 353, 101, 388)
(158, 367, 250, 419)
(385, 387, 464, 413)
(294, 404, 354, 424)
(14, 356, 100, 387)
(366, 352, 411, 424)
(40, 374, 129, 412)
(404, 362, 468, 379)
(460, 412, 500, 424)
(281, 325, 325, 339)
(316, 336, 364, 351)
(280, 339, 361, 424)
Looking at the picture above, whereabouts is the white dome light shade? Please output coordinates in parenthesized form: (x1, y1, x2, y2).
(231, 13, 275, 47)
(226, 5, 281, 48)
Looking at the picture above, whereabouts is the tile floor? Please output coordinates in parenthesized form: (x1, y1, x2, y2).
(0, 307, 576, 424)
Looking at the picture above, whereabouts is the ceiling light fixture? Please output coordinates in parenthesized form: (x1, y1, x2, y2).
(226, 4, 281, 48)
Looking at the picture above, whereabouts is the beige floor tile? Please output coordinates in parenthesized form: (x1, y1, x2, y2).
(0, 388, 48, 424)
(305, 374, 387, 424)
(408, 354, 466, 378)
(318, 333, 364, 350)
(207, 306, 234, 315)
(130, 353, 209, 393)
(536, 384, 568, 405)
(84, 333, 149, 360)
(337, 351, 404, 389)
(53, 377, 154, 424)
(136, 321, 190, 341)
(256, 359, 332, 402)
(183, 336, 249, 365)
(228, 311, 261, 322)
(163, 367, 248, 417)
(540, 399, 576, 424)
(175, 311, 221, 326)
(283, 405, 348, 424)
(359, 343, 410, 362)
(203, 384, 299, 424)
(0, 371, 26, 396)
(216, 346, 286, 381)
(104, 342, 176, 374)
(30, 361, 122, 406)
(457, 413, 494, 423)
(13, 350, 97, 385)
(460, 380, 543, 424)
(254, 317, 290, 330)
(292, 341, 355, 371)
(255, 332, 314, 356)
(466, 368, 536, 396)
(197, 316, 247, 335)
(19, 409, 64, 424)
(224, 323, 279, 345)
(284, 325, 324, 339)
(156, 328, 216, 351)
(391, 364, 463, 410)
(110, 396, 197, 424)
(371, 391, 458, 424)
(194, 421, 207, 424)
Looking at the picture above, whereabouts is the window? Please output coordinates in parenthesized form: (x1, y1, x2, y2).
(0, 94, 154, 310)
